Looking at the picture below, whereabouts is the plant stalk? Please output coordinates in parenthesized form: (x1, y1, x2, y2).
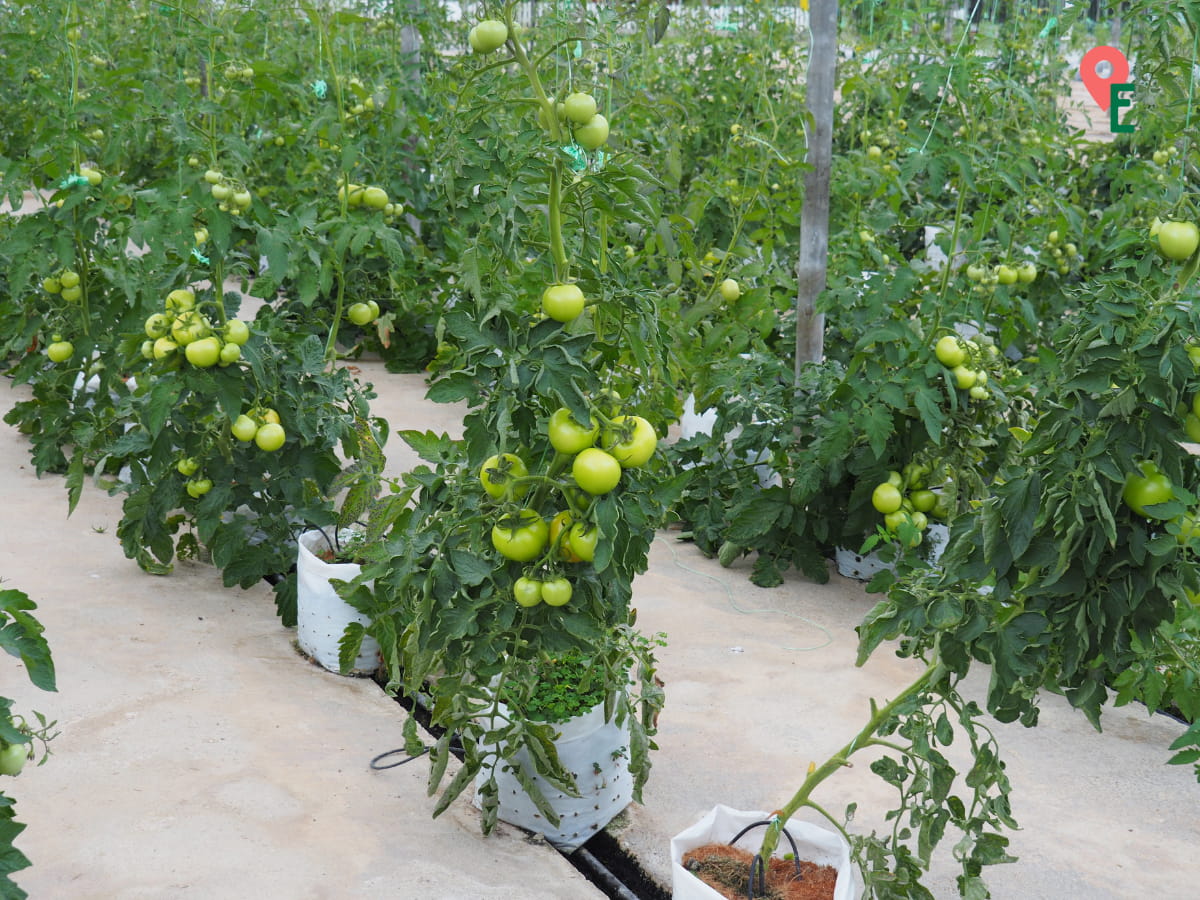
(757, 659, 944, 864)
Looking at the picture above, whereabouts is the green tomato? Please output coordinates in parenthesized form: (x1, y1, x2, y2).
(145, 313, 171, 339)
(935, 335, 965, 368)
(59, 270, 80, 289)
(218, 342, 241, 366)
(568, 522, 599, 563)
(909, 489, 937, 513)
(171, 310, 209, 346)
(1017, 262, 1038, 284)
(1186, 413, 1200, 443)
(601, 415, 657, 468)
(231, 414, 259, 442)
(362, 186, 389, 210)
(348, 302, 374, 326)
(1123, 468, 1174, 517)
(1158, 221, 1200, 261)
(153, 337, 178, 359)
(366, 300, 381, 320)
(491, 509, 549, 562)
(223, 319, 250, 345)
(718, 278, 741, 301)
(185, 336, 222, 368)
(548, 407, 599, 454)
(254, 422, 286, 452)
(542, 283, 585, 322)
(549, 511, 579, 561)
(540, 577, 573, 607)
(563, 92, 597, 125)
(186, 478, 213, 498)
(46, 340, 74, 363)
(166, 288, 195, 312)
(513, 577, 543, 608)
(872, 482, 903, 514)
(574, 113, 609, 151)
(1176, 512, 1200, 546)
(479, 453, 529, 499)
(469, 19, 508, 53)
(573, 448, 621, 494)
(0, 743, 29, 776)
(952, 366, 978, 390)
(176, 457, 200, 476)
(996, 265, 1018, 285)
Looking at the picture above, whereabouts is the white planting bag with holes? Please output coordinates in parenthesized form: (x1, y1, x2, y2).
(296, 530, 379, 674)
(473, 702, 632, 853)
(670, 804, 859, 900)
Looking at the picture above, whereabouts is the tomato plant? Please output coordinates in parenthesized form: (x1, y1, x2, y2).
(334, 1, 677, 837)
(0, 588, 58, 897)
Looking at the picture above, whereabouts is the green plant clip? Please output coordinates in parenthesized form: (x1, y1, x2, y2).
(1038, 17, 1058, 38)
(562, 144, 588, 173)
(59, 174, 90, 189)
(191, 247, 210, 265)
(312, 79, 328, 99)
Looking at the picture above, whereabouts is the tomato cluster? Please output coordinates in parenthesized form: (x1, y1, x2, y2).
(41, 268, 82, 304)
(139, 288, 249, 370)
(868, 463, 950, 548)
(231, 407, 287, 452)
(480, 404, 657, 609)
(202, 168, 254, 216)
(537, 88, 610, 152)
(932, 331, 1001, 404)
(338, 178, 403, 224)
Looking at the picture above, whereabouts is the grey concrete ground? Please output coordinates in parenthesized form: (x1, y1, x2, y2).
(3, 365, 1199, 899)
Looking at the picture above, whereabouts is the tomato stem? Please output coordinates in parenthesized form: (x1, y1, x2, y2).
(508, 13, 569, 280)
(757, 658, 944, 863)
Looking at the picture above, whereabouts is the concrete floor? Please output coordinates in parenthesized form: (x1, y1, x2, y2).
(3, 365, 1199, 899)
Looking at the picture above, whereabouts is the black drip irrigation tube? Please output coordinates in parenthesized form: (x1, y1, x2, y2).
(369, 672, 670, 900)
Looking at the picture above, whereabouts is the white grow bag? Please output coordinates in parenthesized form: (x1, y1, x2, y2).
(474, 701, 633, 853)
(671, 804, 859, 899)
(296, 529, 379, 674)
(835, 523, 949, 581)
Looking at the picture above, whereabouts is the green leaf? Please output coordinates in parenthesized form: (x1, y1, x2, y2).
(0, 590, 56, 692)
(144, 378, 183, 437)
(430, 759, 476, 820)
(447, 550, 492, 587)
(65, 449, 84, 516)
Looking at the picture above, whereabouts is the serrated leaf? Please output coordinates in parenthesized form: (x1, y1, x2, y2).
(447, 549, 492, 586)
(430, 759, 476, 819)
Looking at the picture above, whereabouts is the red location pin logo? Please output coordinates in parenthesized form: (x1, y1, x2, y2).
(1080, 46, 1130, 111)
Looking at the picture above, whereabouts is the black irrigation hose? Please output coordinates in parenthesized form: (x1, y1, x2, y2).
(572, 848, 642, 900)
(369, 734, 463, 770)
(369, 747, 427, 769)
(728, 818, 803, 895)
